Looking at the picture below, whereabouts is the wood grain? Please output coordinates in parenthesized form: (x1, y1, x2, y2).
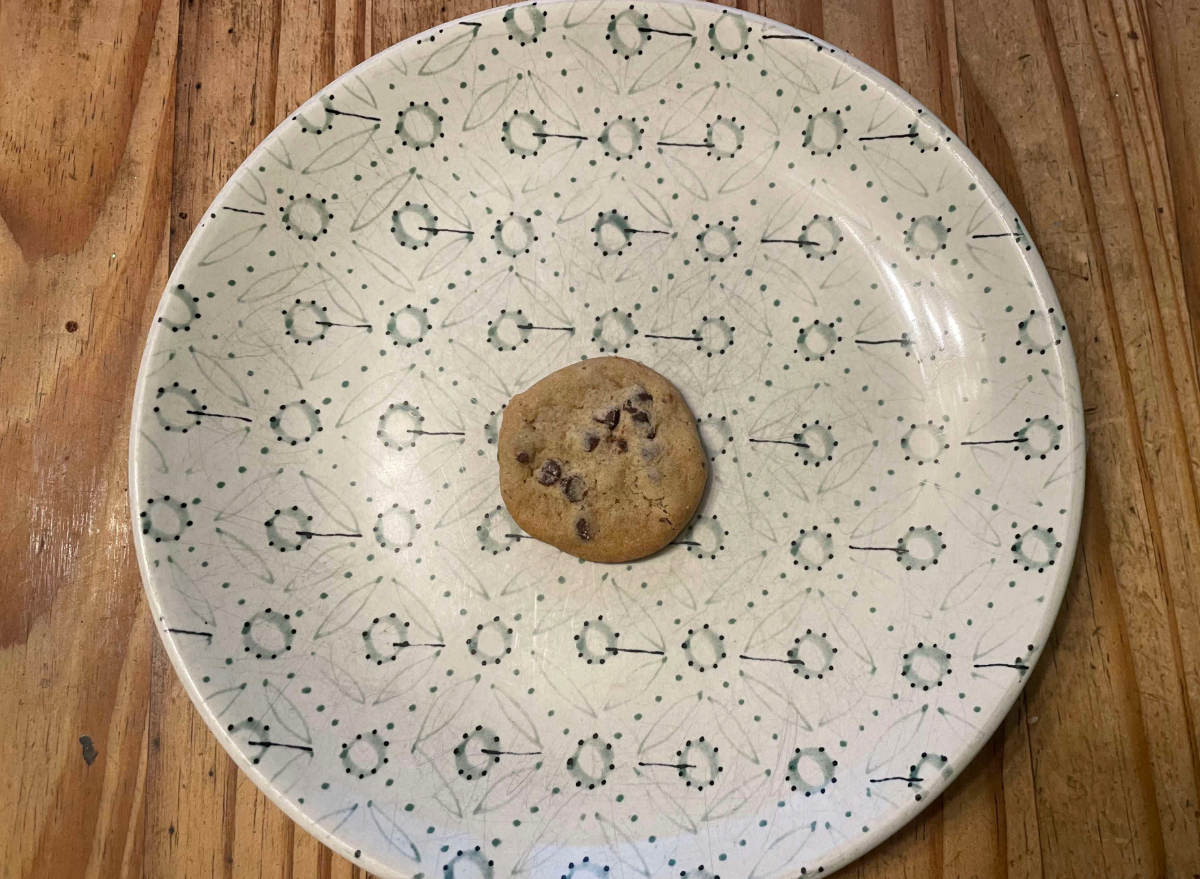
(3, 0, 1199, 877)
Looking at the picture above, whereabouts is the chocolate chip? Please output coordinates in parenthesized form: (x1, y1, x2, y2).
(615, 438, 628, 453)
(582, 434, 599, 452)
(622, 400, 639, 414)
(575, 518, 592, 540)
(631, 411, 650, 424)
(536, 459, 562, 485)
(561, 475, 586, 503)
(594, 408, 620, 430)
(636, 391, 653, 402)
(515, 451, 530, 464)
(647, 428, 657, 440)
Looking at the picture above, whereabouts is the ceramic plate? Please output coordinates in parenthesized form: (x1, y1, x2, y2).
(130, 2, 1084, 876)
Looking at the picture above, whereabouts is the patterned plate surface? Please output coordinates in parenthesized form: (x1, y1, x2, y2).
(130, 2, 1084, 876)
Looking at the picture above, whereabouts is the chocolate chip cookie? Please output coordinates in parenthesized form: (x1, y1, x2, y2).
(498, 357, 708, 563)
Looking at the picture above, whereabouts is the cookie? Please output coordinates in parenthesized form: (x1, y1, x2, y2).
(498, 357, 708, 563)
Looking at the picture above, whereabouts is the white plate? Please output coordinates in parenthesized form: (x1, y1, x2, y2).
(130, 2, 1084, 876)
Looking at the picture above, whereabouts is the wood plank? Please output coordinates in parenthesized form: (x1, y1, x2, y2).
(823, 0, 901, 81)
(948, 0, 1199, 875)
(847, 797, 943, 879)
(1001, 695, 1043, 879)
(336, 0, 373, 80)
(290, 820, 330, 879)
(168, 0, 285, 264)
(1039, 0, 1200, 872)
(1030, 473, 1165, 877)
(893, 0, 959, 127)
(372, 0, 508, 53)
(1143, 0, 1200, 362)
(1145, 0, 1200, 362)
(229, 768, 295, 879)
(276, 0, 339, 125)
(1141, 0, 1200, 859)
(940, 730, 1005, 879)
(0, 1, 178, 878)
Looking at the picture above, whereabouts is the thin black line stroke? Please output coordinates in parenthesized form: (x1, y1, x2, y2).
(748, 438, 810, 449)
(186, 410, 253, 423)
(638, 26, 693, 37)
(606, 647, 666, 656)
(961, 438, 1027, 446)
(167, 628, 213, 638)
(326, 108, 381, 122)
(248, 741, 315, 753)
(739, 654, 805, 665)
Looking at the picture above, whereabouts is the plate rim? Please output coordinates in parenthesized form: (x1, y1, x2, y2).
(128, 1, 1086, 875)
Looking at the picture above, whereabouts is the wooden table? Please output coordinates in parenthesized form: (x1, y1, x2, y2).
(3, 0, 1199, 876)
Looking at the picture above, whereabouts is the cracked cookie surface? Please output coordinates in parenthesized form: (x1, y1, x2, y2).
(498, 357, 708, 563)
